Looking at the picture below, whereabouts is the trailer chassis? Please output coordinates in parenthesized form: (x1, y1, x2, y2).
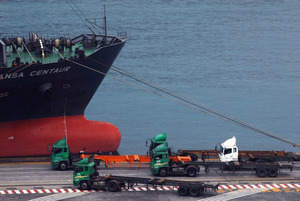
(77, 174, 219, 197)
(196, 161, 293, 177)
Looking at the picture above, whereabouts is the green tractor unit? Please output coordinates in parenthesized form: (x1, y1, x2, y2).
(150, 138, 200, 177)
(51, 138, 81, 170)
(73, 157, 101, 190)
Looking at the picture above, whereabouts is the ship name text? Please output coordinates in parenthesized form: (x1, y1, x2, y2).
(0, 66, 71, 80)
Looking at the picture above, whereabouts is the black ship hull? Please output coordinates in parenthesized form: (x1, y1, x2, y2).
(0, 34, 126, 122)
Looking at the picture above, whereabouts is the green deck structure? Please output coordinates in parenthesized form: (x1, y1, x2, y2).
(5, 43, 97, 67)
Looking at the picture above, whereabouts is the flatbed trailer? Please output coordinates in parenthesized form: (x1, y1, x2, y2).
(84, 174, 219, 197)
(151, 157, 293, 178)
(73, 157, 219, 197)
(80, 154, 191, 168)
(178, 149, 300, 162)
(193, 160, 293, 177)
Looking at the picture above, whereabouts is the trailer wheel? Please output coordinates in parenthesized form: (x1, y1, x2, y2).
(268, 168, 278, 177)
(158, 168, 167, 177)
(189, 186, 199, 197)
(178, 185, 189, 196)
(79, 181, 90, 190)
(187, 166, 197, 177)
(107, 180, 120, 192)
(256, 168, 267, 177)
(59, 162, 68, 171)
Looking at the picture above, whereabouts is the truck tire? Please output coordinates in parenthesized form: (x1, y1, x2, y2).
(59, 162, 68, 171)
(189, 186, 199, 197)
(268, 168, 278, 177)
(178, 185, 189, 196)
(256, 168, 267, 177)
(107, 180, 120, 192)
(158, 168, 167, 177)
(186, 166, 197, 177)
(79, 181, 90, 190)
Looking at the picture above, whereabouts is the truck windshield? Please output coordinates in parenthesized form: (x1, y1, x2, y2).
(74, 166, 83, 173)
(52, 148, 62, 154)
(224, 148, 232, 155)
(154, 154, 162, 160)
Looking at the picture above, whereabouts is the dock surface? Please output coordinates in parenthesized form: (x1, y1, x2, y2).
(0, 162, 299, 201)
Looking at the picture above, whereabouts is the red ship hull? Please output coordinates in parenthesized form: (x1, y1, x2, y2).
(0, 115, 121, 157)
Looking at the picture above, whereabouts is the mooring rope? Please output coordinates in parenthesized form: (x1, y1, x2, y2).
(53, 48, 300, 148)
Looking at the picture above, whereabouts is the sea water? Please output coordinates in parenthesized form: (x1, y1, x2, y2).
(1, 0, 299, 154)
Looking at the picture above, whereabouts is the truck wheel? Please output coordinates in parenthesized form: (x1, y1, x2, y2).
(158, 168, 167, 177)
(59, 162, 68, 171)
(187, 166, 197, 177)
(79, 181, 90, 190)
(256, 168, 267, 177)
(189, 186, 199, 197)
(107, 180, 120, 192)
(178, 185, 189, 196)
(268, 168, 278, 177)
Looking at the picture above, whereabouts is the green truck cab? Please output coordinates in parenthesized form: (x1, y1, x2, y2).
(150, 142, 170, 176)
(51, 137, 81, 170)
(150, 135, 200, 177)
(73, 156, 123, 191)
(73, 157, 98, 189)
(51, 138, 70, 170)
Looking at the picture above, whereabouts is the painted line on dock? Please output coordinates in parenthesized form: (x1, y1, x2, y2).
(199, 188, 269, 201)
(0, 183, 299, 195)
(218, 183, 300, 190)
(28, 192, 90, 201)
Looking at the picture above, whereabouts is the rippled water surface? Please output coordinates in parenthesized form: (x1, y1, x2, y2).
(1, 0, 299, 154)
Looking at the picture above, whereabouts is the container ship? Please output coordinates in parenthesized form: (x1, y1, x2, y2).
(0, 33, 126, 157)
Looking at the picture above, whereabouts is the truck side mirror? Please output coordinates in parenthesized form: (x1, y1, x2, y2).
(145, 139, 151, 147)
(47, 145, 50, 152)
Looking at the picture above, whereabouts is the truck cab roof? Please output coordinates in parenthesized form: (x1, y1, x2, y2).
(76, 156, 95, 167)
(152, 132, 167, 143)
(221, 136, 236, 148)
(53, 137, 68, 148)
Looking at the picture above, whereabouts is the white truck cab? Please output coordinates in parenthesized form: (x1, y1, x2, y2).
(218, 136, 239, 162)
